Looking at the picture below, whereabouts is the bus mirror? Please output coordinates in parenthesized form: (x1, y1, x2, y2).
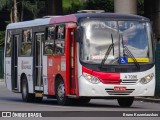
(75, 26, 83, 43)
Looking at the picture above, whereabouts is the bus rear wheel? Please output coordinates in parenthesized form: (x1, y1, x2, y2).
(117, 97, 134, 107)
(56, 78, 71, 105)
(21, 76, 35, 102)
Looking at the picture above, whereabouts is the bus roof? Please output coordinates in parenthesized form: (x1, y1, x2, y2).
(74, 13, 149, 22)
(6, 18, 51, 30)
(6, 13, 149, 30)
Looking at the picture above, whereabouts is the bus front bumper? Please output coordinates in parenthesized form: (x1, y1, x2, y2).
(78, 75, 155, 97)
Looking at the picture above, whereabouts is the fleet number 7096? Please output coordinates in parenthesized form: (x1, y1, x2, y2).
(124, 75, 137, 79)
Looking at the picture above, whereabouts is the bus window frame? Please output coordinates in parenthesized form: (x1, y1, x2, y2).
(20, 28, 33, 57)
(5, 30, 12, 57)
(43, 25, 56, 56)
(43, 24, 66, 56)
(54, 24, 65, 56)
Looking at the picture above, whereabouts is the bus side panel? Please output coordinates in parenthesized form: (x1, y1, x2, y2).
(5, 57, 12, 91)
(18, 57, 34, 93)
(47, 56, 55, 95)
(43, 56, 48, 95)
(47, 56, 66, 95)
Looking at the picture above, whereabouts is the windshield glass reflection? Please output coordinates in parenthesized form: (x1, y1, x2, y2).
(80, 19, 153, 65)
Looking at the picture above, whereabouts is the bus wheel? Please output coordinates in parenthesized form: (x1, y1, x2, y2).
(21, 76, 35, 102)
(56, 79, 70, 105)
(117, 97, 134, 107)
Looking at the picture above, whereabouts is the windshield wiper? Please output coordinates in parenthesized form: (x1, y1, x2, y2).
(99, 34, 114, 69)
(121, 35, 140, 70)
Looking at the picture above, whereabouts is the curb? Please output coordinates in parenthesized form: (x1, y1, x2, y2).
(135, 97, 160, 103)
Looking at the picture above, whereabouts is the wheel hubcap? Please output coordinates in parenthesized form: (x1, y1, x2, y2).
(57, 83, 65, 100)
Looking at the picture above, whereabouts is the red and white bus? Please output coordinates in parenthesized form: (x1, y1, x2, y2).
(4, 12, 155, 107)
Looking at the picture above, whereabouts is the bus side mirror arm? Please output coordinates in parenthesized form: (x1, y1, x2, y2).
(75, 26, 83, 43)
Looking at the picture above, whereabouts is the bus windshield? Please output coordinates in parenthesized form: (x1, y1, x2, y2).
(80, 19, 153, 65)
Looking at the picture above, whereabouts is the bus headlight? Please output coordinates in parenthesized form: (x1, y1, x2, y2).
(140, 73, 154, 84)
(83, 73, 100, 84)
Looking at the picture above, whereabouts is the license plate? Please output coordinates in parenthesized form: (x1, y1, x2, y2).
(114, 86, 126, 91)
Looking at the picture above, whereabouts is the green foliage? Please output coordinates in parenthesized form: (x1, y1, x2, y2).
(0, 0, 7, 10)
(0, 0, 46, 23)
(0, 31, 5, 47)
(63, 0, 84, 14)
(63, 0, 114, 14)
(85, 0, 114, 12)
(63, 0, 144, 15)
(0, 0, 11, 10)
(138, 0, 144, 15)
(23, 0, 45, 19)
(63, 0, 81, 9)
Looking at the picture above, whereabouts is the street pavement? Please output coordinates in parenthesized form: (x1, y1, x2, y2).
(0, 80, 160, 104)
(0, 81, 160, 120)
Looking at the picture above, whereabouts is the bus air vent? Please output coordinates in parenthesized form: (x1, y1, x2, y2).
(77, 10, 105, 13)
(121, 79, 138, 85)
(42, 16, 61, 18)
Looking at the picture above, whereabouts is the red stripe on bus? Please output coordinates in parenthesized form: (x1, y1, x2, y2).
(82, 67, 120, 84)
(49, 15, 77, 24)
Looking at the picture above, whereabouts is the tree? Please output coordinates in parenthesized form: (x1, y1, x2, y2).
(47, 0, 62, 15)
(13, 0, 18, 22)
(0, 31, 5, 47)
(138, 0, 144, 15)
(63, 0, 84, 14)
(0, 0, 17, 23)
(0, 0, 8, 10)
(22, 0, 45, 19)
(85, 0, 114, 12)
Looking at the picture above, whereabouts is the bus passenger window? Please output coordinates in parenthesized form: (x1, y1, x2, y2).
(44, 41, 54, 55)
(44, 26, 55, 56)
(47, 26, 55, 40)
(22, 29, 32, 42)
(54, 40, 65, 55)
(57, 26, 65, 39)
(53, 25, 65, 55)
(21, 43, 32, 56)
(6, 31, 12, 56)
(20, 29, 32, 56)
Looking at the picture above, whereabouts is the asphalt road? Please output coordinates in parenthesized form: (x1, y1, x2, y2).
(0, 81, 159, 120)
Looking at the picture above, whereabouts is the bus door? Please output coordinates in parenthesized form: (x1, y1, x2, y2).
(69, 28, 78, 95)
(11, 35, 19, 90)
(34, 33, 44, 91)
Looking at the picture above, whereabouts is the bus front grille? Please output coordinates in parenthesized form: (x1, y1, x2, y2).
(120, 79, 138, 85)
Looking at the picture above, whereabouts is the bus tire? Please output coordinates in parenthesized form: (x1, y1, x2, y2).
(56, 78, 71, 105)
(21, 76, 35, 102)
(117, 97, 134, 107)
